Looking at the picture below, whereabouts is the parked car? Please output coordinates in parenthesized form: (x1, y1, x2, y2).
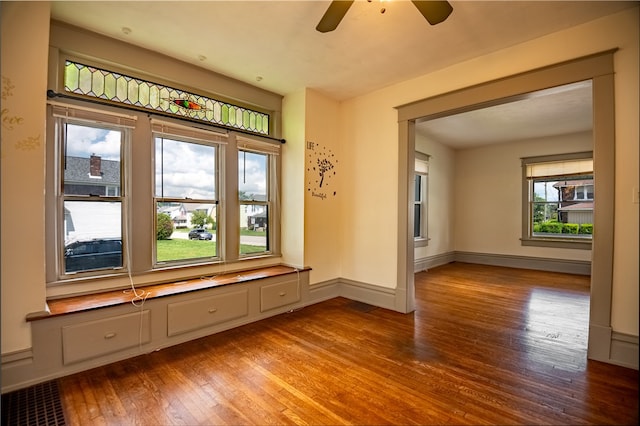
(65, 238, 122, 273)
(188, 228, 213, 240)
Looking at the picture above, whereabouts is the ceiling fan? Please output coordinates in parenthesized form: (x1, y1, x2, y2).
(316, 0, 453, 33)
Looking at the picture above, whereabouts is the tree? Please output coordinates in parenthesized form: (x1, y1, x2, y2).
(238, 190, 253, 201)
(157, 213, 174, 240)
(191, 210, 212, 228)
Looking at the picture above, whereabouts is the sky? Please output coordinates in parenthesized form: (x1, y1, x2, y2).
(534, 181, 559, 201)
(66, 123, 120, 161)
(66, 123, 267, 199)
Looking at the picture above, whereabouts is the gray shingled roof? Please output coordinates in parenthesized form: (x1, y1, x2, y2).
(64, 156, 120, 185)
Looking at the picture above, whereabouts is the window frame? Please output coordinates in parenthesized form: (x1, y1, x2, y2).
(49, 104, 136, 280)
(414, 152, 429, 247)
(46, 104, 282, 289)
(235, 136, 281, 259)
(152, 120, 226, 266)
(521, 151, 593, 250)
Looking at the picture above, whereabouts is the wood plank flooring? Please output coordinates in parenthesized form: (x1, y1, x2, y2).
(58, 262, 639, 425)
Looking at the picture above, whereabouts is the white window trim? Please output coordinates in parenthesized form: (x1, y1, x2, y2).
(48, 102, 133, 280)
(152, 124, 224, 266)
(235, 136, 281, 259)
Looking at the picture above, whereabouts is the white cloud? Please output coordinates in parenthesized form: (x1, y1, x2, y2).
(66, 123, 121, 160)
(155, 138, 216, 199)
(238, 151, 266, 196)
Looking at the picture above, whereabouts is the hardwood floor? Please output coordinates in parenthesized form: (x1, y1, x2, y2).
(58, 263, 638, 425)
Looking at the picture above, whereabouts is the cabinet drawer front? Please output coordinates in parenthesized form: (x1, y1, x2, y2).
(62, 310, 150, 365)
(167, 289, 248, 337)
(260, 279, 300, 312)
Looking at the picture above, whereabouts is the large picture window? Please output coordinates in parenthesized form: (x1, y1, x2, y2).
(47, 103, 280, 287)
(522, 152, 593, 249)
(47, 52, 282, 290)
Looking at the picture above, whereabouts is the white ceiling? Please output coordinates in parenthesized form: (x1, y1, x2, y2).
(415, 80, 594, 149)
(50, 1, 632, 147)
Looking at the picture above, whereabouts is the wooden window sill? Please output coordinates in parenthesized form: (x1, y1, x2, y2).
(28, 265, 309, 321)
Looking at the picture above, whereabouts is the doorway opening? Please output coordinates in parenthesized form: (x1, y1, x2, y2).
(395, 51, 615, 364)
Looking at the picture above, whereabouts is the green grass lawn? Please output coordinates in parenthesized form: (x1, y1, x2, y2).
(157, 239, 266, 262)
(240, 228, 266, 236)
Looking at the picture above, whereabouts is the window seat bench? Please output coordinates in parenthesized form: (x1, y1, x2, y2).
(13, 265, 311, 391)
(29, 264, 310, 321)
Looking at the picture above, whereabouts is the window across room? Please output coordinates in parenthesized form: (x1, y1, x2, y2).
(522, 152, 593, 248)
(414, 152, 429, 246)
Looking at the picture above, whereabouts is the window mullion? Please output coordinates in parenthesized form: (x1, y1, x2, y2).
(225, 136, 240, 262)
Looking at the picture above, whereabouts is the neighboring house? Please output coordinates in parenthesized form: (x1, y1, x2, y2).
(64, 155, 120, 196)
(240, 194, 266, 230)
(247, 210, 267, 231)
(157, 203, 216, 229)
(184, 203, 217, 228)
(558, 201, 594, 225)
(157, 204, 188, 228)
(63, 155, 121, 241)
(554, 179, 594, 224)
(63, 202, 122, 243)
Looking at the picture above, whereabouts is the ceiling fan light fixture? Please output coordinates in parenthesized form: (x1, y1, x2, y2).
(316, 0, 355, 33)
(316, 0, 452, 32)
(410, 0, 453, 26)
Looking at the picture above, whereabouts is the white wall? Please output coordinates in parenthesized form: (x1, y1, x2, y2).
(339, 7, 638, 334)
(1, 2, 51, 354)
(303, 89, 342, 285)
(281, 89, 306, 269)
(339, 91, 399, 288)
(454, 132, 592, 261)
(415, 134, 455, 261)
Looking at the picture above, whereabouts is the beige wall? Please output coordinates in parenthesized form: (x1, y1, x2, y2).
(609, 9, 639, 336)
(281, 89, 306, 269)
(303, 89, 342, 285)
(1, 2, 51, 353)
(339, 92, 400, 288)
(338, 7, 638, 334)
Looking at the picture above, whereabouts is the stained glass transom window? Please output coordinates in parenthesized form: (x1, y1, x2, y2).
(63, 61, 270, 135)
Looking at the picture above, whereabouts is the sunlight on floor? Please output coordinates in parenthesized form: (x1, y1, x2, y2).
(525, 288, 590, 371)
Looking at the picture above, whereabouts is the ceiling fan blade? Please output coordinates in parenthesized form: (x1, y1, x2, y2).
(411, 0, 453, 25)
(316, 1, 355, 33)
